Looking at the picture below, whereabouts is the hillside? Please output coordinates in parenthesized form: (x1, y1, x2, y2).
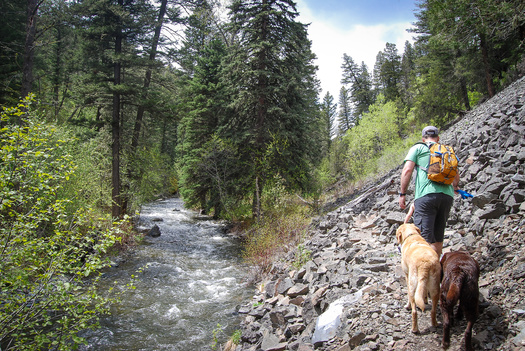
(232, 77, 525, 351)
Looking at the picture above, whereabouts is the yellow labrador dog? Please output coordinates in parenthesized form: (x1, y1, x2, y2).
(396, 223, 441, 333)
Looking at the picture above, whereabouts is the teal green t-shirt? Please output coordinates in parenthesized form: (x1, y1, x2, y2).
(404, 142, 454, 200)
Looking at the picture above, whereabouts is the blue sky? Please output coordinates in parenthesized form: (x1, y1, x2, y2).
(295, 0, 419, 99)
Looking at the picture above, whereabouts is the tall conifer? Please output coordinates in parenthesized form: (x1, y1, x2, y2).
(222, 0, 319, 217)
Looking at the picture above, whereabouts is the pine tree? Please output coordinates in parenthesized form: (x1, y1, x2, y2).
(373, 43, 401, 102)
(337, 86, 353, 135)
(399, 41, 417, 109)
(177, 38, 231, 215)
(73, 0, 156, 217)
(412, 0, 525, 124)
(341, 54, 374, 122)
(0, 0, 27, 104)
(320, 92, 336, 157)
(223, 0, 319, 218)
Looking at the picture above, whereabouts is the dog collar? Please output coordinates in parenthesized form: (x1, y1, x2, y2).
(399, 231, 417, 247)
(404, 232, 417, 240)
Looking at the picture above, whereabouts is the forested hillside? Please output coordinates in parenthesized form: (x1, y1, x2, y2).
(1, 0, 524, 349)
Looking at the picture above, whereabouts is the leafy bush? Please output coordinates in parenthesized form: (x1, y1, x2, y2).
(292, 244, 312, 270)
(343, 97, 402, 180)
(243, 212, 310, 277)
(0, 96, 120, 350)
(58, 126, 113, 214)
(127, 144, 177, 208)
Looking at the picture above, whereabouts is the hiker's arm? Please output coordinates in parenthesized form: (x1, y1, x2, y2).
(453, 171, 460, 191)
(399, 160, 415, 209)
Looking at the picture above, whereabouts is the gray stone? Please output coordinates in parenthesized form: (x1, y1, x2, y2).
(287, 284, 309, 298)
(261, 329, 286, 351)
(147, 224, 161, 237)
(385, 212, 405, 225)
(277, 277, 294, 295)
(348, 332, 366, 348)
(472, 192, 498, 209)
(475, 202, 507, 219)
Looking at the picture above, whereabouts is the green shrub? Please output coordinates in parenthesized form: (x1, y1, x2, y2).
(243, 212, 310, 274)
(343, 97, 401, 180)
(0, 96, 120, 350)
(58, 127, 113, 214)
(292, 244, 312, 270)
(231, 329, 242, 344)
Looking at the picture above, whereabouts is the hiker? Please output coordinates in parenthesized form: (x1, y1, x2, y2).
(399, 126, 460, 257)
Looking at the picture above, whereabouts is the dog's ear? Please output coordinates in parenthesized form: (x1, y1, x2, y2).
(396, 226, 403, 244)
(414, 225, 421, 234)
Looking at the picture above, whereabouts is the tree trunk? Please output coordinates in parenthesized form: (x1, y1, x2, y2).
(111, 2, 123, 219)
(252, 0, 268, 220)
(131, 0, 168, 151)
(479, 33, 495, 98)
(53, 27, 62, 119)
(21, 0, 38, 98)
(123, 0, 168, 214)
(253, 175, 261, 220)
(455, 49, 471, 111)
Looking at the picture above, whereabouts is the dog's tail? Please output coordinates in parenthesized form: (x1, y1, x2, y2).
(445, 272, 464, 305)
(415, 263, 431, 311)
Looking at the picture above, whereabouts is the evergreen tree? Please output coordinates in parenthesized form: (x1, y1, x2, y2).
(399, 41, 417, 109)
(319, 92, 336, 157)
(373, 43, 401, 102)
(341, 54, 374, 122)
(419, 0, 525, 97)
(337, 86, 353, 134)
(21, 0, 39, 99)
(223, 0, 319, 218)
(411, 0, 525, 125)
(177, 38, 232, 215)
(0, 0, 45, 103)
(37, 0, 79, 120)
(411, 0, 476, 122)
(354, 62, 375, 117)
(73, 0, 156, 217)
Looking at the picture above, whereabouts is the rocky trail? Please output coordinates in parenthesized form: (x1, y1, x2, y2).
(232, 77, 525, 351)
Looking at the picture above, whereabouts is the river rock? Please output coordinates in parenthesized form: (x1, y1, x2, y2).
(147, 224, 161, 237)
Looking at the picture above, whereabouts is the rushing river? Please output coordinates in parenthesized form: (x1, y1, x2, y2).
(80, 198, 253, 351)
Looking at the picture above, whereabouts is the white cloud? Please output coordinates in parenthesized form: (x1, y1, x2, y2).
(297, 2, 415, 99)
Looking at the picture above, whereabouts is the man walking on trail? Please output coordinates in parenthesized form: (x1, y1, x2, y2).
(399, 126, 460, 257)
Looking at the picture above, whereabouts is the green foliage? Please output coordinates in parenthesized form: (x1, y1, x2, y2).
(343, 96, 403, 180)
(127, 145, 177, 208)
(211, 323, 223, 350)
(292, 244, 312, 270)
(300, 158, 336, 214)
(58, 127, 113, 214)
(467, 90, 484, 108)
(185, 135, 249, 220)
(243, 212, 310, 273)
(231, 329, 242, 345)
(0, 97, 120, 350)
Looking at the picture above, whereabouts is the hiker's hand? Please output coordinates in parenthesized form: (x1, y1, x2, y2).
(455, 189, 473, 199)
(399, 195, 406, 209)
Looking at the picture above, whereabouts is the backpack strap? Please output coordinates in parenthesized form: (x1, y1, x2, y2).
(413, 142, 431, 173)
